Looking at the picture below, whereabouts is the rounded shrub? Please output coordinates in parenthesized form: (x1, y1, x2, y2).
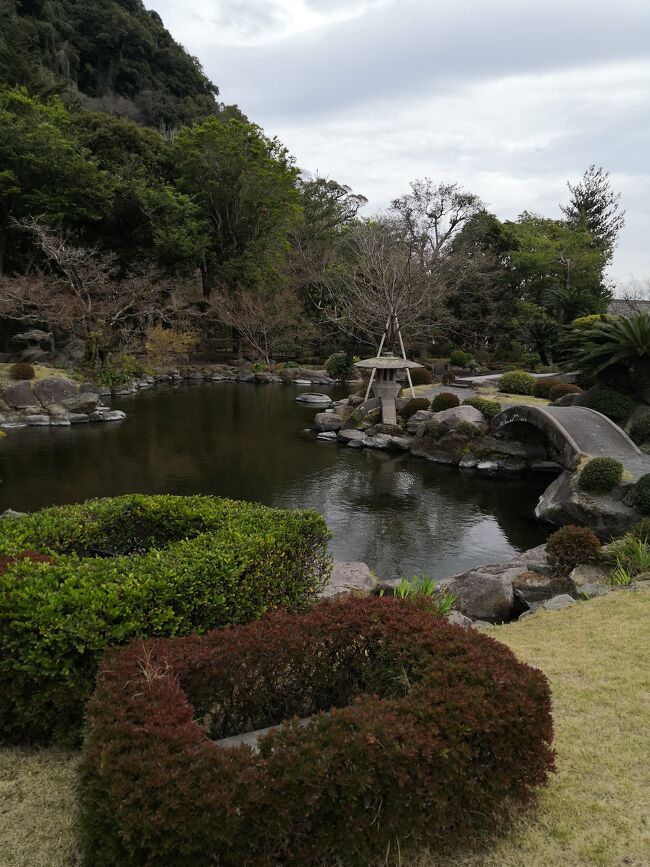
(430, 391, 460, 412)
(324, 352, 352, 380)
(400, 397, 431, 420)
(449, 349, 471, 367)
(533, 378, 562, 399)
(630, 414, 650, 446)
(546, 525, 601, 575)
(408, 366, 433, 386)
(456, 420, 481, 438)
(0, 495, 331, 744)
(578, 457, 624, 494)
(9, 361, 35, 380)
(498, 370, 536, 395)
(463, 396, 502, 419)
(549, 383, 583, 402)
(441, 370, 456, 385)
(632, 475, 650, 516)
(80, 596, 554, 867)
(585, 387, 635, 423)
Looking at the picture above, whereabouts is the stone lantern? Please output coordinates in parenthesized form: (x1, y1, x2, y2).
(354, 353, 423, 426)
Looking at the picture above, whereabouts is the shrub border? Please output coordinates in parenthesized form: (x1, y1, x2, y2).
(80, 596, 555, 867)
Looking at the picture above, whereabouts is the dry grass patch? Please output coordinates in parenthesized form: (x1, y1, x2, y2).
(0, 592, 648, 866)
(0, 363, 78, 387)
(0, 747, 80, 866)
(417, 591, 650, 867)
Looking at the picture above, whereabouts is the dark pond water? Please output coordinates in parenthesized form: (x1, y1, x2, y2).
(0, 382, 549, 580)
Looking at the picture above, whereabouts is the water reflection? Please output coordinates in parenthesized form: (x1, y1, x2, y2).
(0, 382, 548, 579)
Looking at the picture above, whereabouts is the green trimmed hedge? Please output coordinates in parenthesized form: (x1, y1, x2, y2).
(533, 378, 562, 399)
(408, 366, 433, 386)
(498, 370, 536, 395)
(578, 457, 624, 494)
(0, 495, 331, 744)
(549, 383, 583, 402)
(449, 349, 471, 367)
(462, 396, 502, 418)
(585, 387, 634, 423)
(430, 391, 460, 412)
(400, 397, 431, 420)
(546, 525, 601, 575)
(80, 596, 554, 866)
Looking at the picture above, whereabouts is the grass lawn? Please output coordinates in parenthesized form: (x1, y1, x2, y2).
(1, 592, 648, 867)
(0, 362, 77, 388)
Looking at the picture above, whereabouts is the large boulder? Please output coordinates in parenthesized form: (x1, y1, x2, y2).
(410, 431, 467, 465)
(321, 561, 376, 597)
(443, 570, 516, 622)
(280, 367, 301, 382)
(542, 594, 575, 611)
(371, 423, 403, 436)
(570, 563, 611, 587)
(407, 409, 435, 434)
(434, 405, 488, 432)
(314, 412, 343, 433)
(2, 381, 38, 409)
(61, 392, 101, 414)
(337, 429, 367, 445)
(364, 433, 392, 449)
(356, 397, 381, 418)
(32, 377, 78, 406)
(89, 409, 126, 423)
(299, 368, 333, 385)
(535, 470, 640, 539)
(512, 570, 574, 605)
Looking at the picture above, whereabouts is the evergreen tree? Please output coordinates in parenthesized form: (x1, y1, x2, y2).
(561, 165, 625, 262)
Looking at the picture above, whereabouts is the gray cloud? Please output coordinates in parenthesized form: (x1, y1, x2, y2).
(205, 0, 649, 118)
(147, 0, 650, 281)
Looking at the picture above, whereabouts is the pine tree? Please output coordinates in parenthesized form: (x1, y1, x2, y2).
(561, 165, 625, 262)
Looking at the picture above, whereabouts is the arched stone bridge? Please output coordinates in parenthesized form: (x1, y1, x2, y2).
(491, 405, 648, 477)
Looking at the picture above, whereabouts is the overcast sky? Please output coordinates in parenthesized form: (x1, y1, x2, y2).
(148, 0, 649, 285)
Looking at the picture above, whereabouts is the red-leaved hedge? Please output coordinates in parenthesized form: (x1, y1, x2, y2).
(80, 596, 554, 866)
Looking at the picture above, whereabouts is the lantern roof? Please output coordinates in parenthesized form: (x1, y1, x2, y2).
(354, 353, 423, 370)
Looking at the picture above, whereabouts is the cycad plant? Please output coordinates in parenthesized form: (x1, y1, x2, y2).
(562, 312, 650, 401)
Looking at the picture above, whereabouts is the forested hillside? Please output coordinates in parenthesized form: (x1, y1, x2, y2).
(0, 0, 631, 383)
(0, 0, 229, 126)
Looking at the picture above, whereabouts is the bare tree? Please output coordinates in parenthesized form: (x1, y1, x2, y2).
(210, 284, 306, 363)
(311, 218, 449, 349)
(0, 219, 193, 364)
(391, 179, 483, 262)
(612, 277, 650, 316)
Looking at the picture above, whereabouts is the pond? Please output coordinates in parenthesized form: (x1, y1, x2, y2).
(0, 382, 549, 580)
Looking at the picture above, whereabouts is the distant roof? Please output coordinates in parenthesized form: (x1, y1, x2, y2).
(355, 354, 423, 370)
(608, 299, 650, 317)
